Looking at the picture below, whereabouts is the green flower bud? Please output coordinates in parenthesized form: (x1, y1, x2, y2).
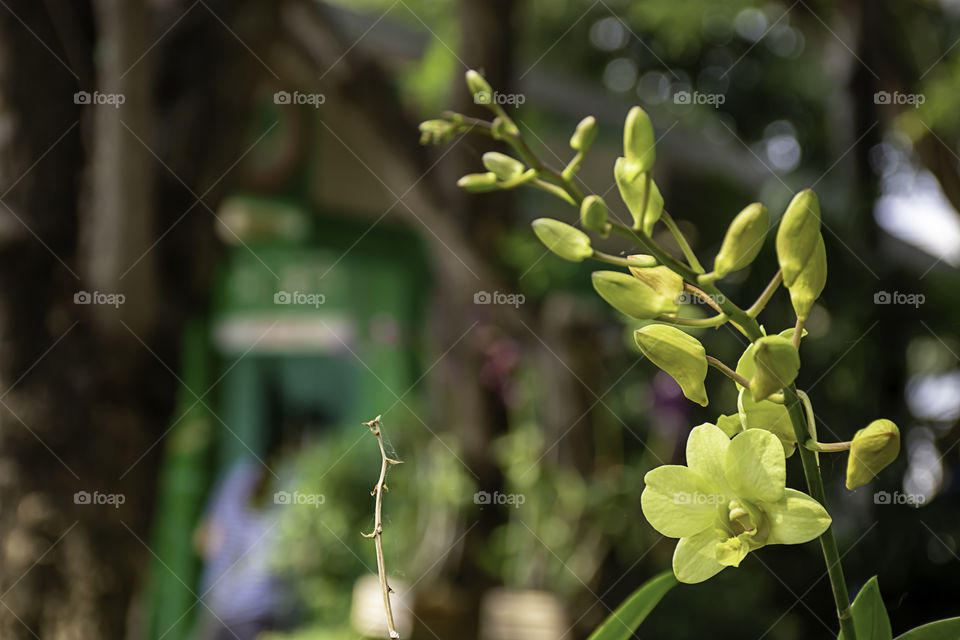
(634, 324, 709, 406)
(750, 335, 800, 401)
(419, 119, 455, 145)
(465, 70, 493, 105)
(614, 158, 663, 234)
(714, 203, 769, 278)
(845, 419, 900, 490)
(592, 271, 678, 319)
(482, 152, 525, 181)
(580, 195, 609, 235)
(490, 117, 519, 139)
(737, 388, 796, 458)
(570, 116, 597, 152)
(716, 413, 744, 438)
(457, 172, 500, 192)
(531, 218, 593, 262)
(624, 106, 656, 173)
(788, 234, 827, 322)
(627, 265, 683, 304)
(776, 189, 822, 286)
(625, 254, 658, 268)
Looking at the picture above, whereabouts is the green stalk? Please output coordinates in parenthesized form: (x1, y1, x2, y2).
(784, 386, 856, 640)
(661, 211, 705, 273)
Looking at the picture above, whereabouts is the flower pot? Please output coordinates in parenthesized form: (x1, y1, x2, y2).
(479, 588, 569, 640)
(350, 574, 413, 638)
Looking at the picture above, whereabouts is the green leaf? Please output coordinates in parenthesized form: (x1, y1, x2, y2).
(894, 618, 960, 640)
(838, 576, 891, 640)
(587, 571, 677, 640)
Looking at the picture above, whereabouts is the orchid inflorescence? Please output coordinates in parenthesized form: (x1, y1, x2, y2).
(419, 69, 935, 640)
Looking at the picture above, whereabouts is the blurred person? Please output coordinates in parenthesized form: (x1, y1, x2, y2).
(192, 408, 326, 640)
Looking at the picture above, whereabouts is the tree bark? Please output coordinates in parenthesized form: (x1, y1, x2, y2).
(0, 0, 278, 636)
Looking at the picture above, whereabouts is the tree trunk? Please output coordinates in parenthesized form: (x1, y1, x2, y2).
(0, 1, 277, 636)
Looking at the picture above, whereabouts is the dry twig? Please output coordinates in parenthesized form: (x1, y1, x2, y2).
(362, 415, 403, 639)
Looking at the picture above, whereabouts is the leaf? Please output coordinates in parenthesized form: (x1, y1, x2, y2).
(894, 618, 960, 640)
(838, 576, 892, 640)
(587, 571, 677, 640)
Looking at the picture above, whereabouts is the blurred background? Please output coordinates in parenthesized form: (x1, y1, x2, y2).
(0, 0, 958, 638)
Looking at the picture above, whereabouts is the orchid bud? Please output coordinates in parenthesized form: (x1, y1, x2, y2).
(465, 70, 493, 105)
(625, 254, 658, 268)
(570, 116, 598, 152)
(788, 234, 827, 322)
(624, 106, 656, 173)
(580, 195, 609, 235)
(634, 324, 709, 406)
(592, 271, 679, 319)
(482, 152, 525, 181)
(716, 413, 744, 438)
(531, 218, 593, 262)
(845, 419, 900, 490)
(614, 158, 663, 233)
(750, 335, 800, 401)
(714, 203, 769, 278)
(419, 119, 455, 145)
(627, 264, 683, 304)
(457, 172, 500, 192)
(776, 189, 822, 286)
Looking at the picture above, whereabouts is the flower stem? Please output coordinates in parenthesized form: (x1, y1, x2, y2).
(661, 211, 705, 273)
(783, 387, 857, 640)
(706, 355, 751, 387)
(747, 270, 782, 317)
